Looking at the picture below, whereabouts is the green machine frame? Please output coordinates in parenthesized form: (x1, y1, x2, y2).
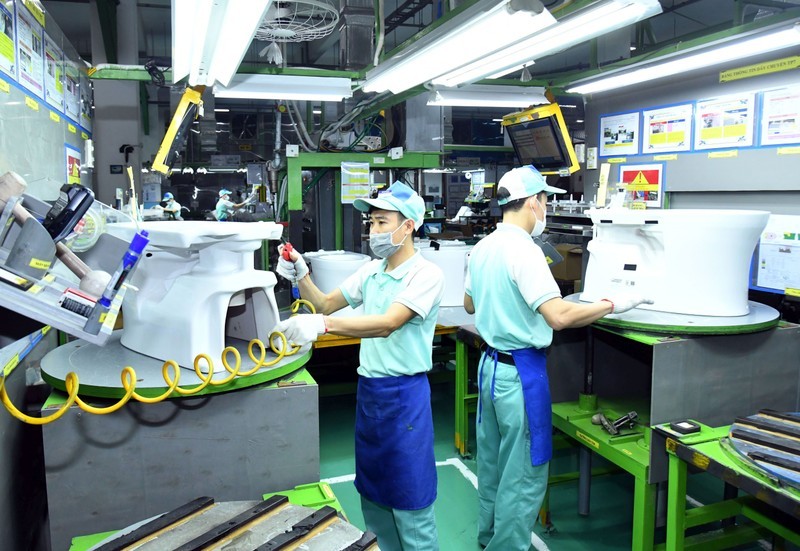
(285, 152, 441, 249)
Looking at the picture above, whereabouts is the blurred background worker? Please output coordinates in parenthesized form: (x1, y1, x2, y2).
(275, 181, 444, 551)
(214, 188, 249, 221)
(156, 192, 183, 220)
(463, 165, 652, 551)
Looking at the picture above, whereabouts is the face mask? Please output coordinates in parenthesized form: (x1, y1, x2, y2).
(530, 198, 546, 237)
(370, 222, 409, 259)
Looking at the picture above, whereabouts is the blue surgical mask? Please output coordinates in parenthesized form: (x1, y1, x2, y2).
(370, 223, 409, 259)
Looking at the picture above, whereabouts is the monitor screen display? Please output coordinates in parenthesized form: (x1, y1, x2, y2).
(503, 103, 578, 175)
(506, 117, 570, 172)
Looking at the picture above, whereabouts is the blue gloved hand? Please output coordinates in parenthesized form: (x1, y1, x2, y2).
(274, 314, 327, 347)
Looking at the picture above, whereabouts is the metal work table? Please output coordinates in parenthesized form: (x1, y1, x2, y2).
(654, 422, 800, 550)
(313, 306, 473, 349)
(453, 315, 800, 550)
(39, 334, 318, 550)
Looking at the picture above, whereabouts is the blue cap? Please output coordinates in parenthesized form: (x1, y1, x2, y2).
(130, 230, 149, 255)
(219, 189, 232, 197)
(496, 165, 566, 205)
(353, 181, 425, 229)
(162, 192, 174, 200)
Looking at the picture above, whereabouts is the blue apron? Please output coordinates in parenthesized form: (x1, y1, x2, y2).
(354, 373, 437, 510)
(481, 347, 551, 466)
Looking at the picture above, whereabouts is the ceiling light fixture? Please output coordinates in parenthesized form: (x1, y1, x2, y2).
(567, 22, 800, 95)
(215, 74, 353, 101)
(362, 0, 557, 95)
(432, 0, 662, 88)
(427, 85, 548, 108)
(172, 0, 273, 87)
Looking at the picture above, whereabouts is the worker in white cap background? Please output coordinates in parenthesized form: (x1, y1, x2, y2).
(464, 165, 652, 551)
(275, 181, 444, 551)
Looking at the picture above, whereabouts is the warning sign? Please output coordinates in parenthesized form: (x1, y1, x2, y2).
(621, 168, 661, 191)
(618, 163, 664, 208)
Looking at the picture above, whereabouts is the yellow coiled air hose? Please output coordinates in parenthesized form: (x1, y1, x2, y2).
(0, 299, 316, 424)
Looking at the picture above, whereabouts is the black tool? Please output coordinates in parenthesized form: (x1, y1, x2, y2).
(42, 184, 94, 243)
(592, 411, 639, 436)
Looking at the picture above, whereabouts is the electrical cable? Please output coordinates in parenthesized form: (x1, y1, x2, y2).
(0, 299, 316, 425)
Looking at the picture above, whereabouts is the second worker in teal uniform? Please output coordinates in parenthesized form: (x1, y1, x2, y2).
(464, 166, 652, 551)
(275, 181, 444, 551)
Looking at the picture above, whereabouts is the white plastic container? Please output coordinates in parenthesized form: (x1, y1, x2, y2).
(306, 250, 370, 317)
(419, 240, 473, 307)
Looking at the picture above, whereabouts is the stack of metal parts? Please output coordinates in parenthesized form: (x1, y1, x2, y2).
(88, 495, 377, 550)
(727, 410, 800, 491)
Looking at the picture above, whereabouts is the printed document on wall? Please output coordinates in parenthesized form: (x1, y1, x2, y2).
(757, 214, 800, 292)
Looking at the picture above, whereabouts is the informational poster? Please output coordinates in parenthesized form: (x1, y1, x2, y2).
(618, 163, 663, 208)
(340, 161, 370, 204)
(79, 71, 92, 131)
(0, 2, 15, 79)
(64, 60, 80, 121)
(694, 93, 755, 150)
(66, 144, 81, 185)
(756, 214, 800, 293)
(44, 34, 64, 110)
(760, 86, 800, 146)
(15, 3, 44, 97)
(600, 112, 640, 157)
(642, 104, 693, 153)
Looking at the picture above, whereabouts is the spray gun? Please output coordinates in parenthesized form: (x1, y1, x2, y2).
(282, 242, 300, 301)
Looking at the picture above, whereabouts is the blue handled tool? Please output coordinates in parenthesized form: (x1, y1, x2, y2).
(282, 242, 300, 300)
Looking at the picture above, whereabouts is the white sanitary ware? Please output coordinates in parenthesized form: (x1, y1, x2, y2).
(419, 240, 473, 307)
(305, 250, 370, 317)
(580, 208, 770, 317)
(107, 221, 283, 371)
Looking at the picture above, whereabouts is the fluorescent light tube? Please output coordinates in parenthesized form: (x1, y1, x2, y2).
(567, 23, 800, 94)
(427, 85, 548, 108)
(433, 0, 662, 88)
(363, 0, 557, 95)
(215, 74, 354, 101)
(172, 0, 273, 87)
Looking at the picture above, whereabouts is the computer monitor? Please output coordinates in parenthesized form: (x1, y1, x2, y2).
(152, 86, 204, 175)
(502, 103, 579, 176)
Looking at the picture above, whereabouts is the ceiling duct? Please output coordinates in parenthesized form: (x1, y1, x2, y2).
(339, 0, 375, 70)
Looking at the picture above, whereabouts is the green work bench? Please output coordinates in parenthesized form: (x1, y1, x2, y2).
(454, 325, 480, 457)
(653, 422, 800, 550)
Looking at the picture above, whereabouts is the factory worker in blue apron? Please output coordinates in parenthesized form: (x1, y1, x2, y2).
(463, 166, 652, 551)
(275, 181, 445, 551)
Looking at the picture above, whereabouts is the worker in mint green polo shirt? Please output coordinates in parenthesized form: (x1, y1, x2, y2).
(275, 181, 444, 551)
(464, 165, 652, 551)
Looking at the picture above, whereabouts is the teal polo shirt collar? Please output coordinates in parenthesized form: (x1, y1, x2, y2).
(374, 249, 422, 280)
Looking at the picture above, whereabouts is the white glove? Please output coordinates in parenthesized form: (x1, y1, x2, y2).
(602, 295, 654, 314)
(276, 245, 309, 283)
(274, 314, 326, 347)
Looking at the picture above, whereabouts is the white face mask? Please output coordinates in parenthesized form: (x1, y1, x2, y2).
(370, 222, 409, 259)
(530, 197, 546, 237)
